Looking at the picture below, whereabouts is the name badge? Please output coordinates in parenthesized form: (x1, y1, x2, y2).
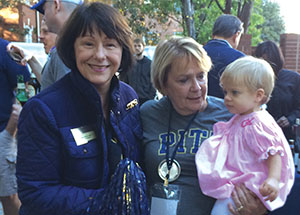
(70, 125, 96, 146)
(151, 197, 178, 215)
(150, 183, 181, 215)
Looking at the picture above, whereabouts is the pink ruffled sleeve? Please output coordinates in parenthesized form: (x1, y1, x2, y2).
(243, 117, 286, 161)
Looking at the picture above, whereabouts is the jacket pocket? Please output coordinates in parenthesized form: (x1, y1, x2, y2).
(60, 126, 103, 188)
(60, 124, 100, 158)
(65, 140, 100, 158)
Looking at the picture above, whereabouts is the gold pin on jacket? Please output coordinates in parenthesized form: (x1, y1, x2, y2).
(126, 99, 138, 110)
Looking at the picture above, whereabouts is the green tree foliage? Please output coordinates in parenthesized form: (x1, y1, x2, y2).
(0, 0, 22, 9)
(114, 0, 180, 45)
(114, 0, 282, 46)
(259, 0, 285, 43)
(202, 0, 264, 46)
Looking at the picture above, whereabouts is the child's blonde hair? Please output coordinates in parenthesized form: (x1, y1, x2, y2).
(220, 56, 275, 104)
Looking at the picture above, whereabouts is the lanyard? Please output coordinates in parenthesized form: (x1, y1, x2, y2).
(165, 101, 198, 179)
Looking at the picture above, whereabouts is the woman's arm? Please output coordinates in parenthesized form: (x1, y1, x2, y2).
(286, 74, 300, 125)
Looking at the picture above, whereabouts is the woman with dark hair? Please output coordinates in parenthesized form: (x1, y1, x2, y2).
(255, 40, 300, 140)
(16, 2, 147, 215)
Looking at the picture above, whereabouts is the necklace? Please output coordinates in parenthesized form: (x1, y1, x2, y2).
(158, 100, 198, 186)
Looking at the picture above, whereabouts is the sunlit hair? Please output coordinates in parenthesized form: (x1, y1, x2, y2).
(151, 36, 212, 94)
(56, 2, 134, 74)
(220, 56, 275, 104)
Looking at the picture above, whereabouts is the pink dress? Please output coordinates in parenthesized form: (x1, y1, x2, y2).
(195, 110, 295, 211)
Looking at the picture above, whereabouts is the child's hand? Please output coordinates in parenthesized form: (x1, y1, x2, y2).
(259, 178, 279, 202)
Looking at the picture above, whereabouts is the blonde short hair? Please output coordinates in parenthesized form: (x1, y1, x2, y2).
(220, 56, 275, 103)
(151, 36, 212, 94)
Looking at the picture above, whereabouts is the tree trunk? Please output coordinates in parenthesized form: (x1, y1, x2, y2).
(224, 0, 232, 14)
(181, 0, 196, 39)
(238, 0, 254, 33)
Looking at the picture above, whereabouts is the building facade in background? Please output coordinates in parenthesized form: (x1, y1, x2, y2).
(0, 2, 41, 42)
(280, 34, 300, 74)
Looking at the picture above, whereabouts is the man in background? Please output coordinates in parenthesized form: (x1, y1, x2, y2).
(121, 38, 156, 105)
(30, 0, 82, 90)
(6, 18, 57, 84)
(204, 14, 245, 98)
(39, 18, 57, 55)
(0, 38, 30, 215)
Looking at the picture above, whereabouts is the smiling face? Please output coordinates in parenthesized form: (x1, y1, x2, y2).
(74, 29, 122, 94)
(163, 56, 208, 116)
(222, 82, 262, 115)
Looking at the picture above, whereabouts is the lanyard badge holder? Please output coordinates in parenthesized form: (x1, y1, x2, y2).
(150, 183, 181, 215)
(150, 101, 198, 215)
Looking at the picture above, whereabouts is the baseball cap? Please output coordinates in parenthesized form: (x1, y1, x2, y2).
(31, 0, 83, 14)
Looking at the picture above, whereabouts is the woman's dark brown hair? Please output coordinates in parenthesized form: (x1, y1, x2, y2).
(56, 2, 134, 74)
(255, 40, 285, 76)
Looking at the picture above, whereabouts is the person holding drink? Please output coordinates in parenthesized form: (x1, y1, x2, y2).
(0, 37, 29, 215)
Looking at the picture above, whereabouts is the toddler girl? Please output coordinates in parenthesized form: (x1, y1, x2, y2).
(195, 56, 294, 214)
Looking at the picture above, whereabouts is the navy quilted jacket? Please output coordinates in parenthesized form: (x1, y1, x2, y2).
(267, 69, 300, 139)
(16, 70, 143, 215)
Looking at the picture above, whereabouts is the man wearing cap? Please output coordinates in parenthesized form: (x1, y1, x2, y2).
(30, 0, 82, 90)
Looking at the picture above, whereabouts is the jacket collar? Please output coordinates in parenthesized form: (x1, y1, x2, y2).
(208, 39, 232, 48)
(69, 69, 120, 113)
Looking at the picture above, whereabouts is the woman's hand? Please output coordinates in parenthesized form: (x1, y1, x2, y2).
(277, 116, 290, 128)
(229, 184, 267, 215)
